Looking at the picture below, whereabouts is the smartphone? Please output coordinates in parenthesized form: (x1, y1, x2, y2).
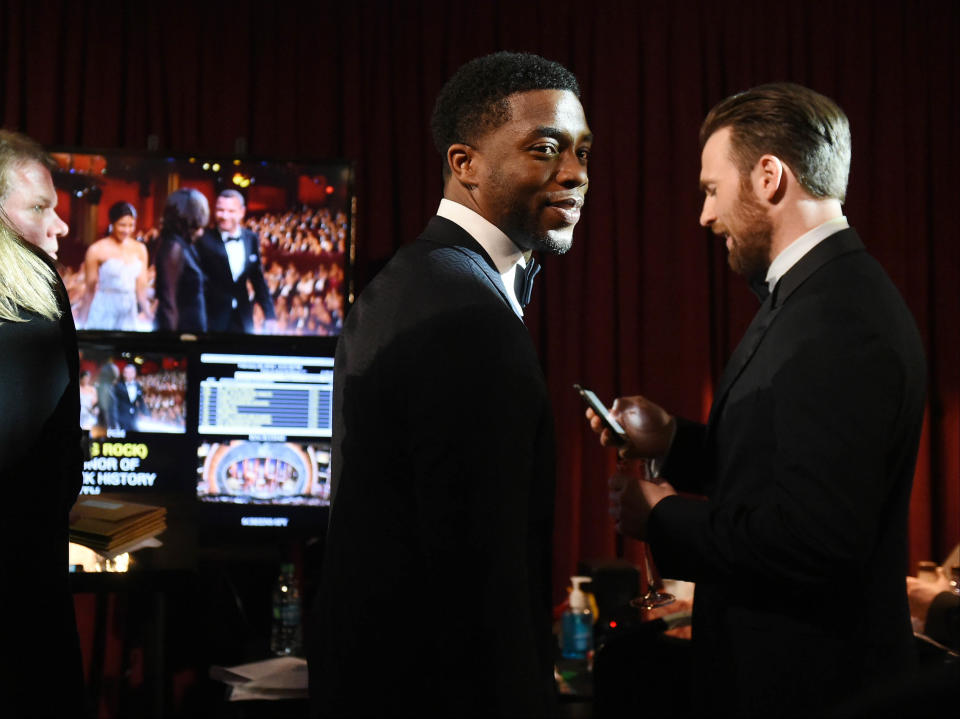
(573, 384, 628, 444)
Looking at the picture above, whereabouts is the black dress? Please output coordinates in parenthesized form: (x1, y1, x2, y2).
(154, 231, 207, 333)
(0, 267, 84, 716)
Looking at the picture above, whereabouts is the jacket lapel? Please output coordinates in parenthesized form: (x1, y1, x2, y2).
(707, 228, 866, 430)
(706, 294, 780, 429)
(422, 215, 518, 316)
(207, 232, 233, 277)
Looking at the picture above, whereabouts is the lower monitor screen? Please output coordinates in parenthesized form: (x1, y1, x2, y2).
(197, 440, 331, 507)
(79, 345, 188, 438)
(194, 351, 335, 530)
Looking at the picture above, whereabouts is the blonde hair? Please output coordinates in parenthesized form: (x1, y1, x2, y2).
(0, 221, 61, 322)
(0, 129, 62, 323)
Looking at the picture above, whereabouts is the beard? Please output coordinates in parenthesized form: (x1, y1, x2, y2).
(486, 166, 576, 256)
(718, 179, 774, 282)
(505, 210, 574, 255)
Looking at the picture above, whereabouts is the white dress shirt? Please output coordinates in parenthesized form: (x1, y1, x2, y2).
(436, 199, 527, 316)
(221, 230, 247, 282)
(765, 216, 849, 293)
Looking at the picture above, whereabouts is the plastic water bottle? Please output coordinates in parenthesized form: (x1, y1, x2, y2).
(270, 563, 302, 656)
(561, 576, 594, 659)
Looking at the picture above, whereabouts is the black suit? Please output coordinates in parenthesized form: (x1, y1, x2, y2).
(649, 228, 926, 716)
(309, 216, 557, 718)
(114, 379, 147, 431)
(196, 228, 275, 333)
(0, 260, 84, 716)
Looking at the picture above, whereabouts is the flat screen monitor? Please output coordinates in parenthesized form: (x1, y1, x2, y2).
(194, 351, 333, 531)
(76, 340, 197, 569)
(78, 342, 190, 496)
(49, 149, 354, 339)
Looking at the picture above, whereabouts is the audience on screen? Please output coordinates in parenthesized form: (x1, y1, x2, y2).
(80, 358, 186, 433)
(59, 204, 347, 336)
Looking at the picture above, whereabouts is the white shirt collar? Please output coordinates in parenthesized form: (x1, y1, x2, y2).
(436, 199, 526, 316)
(766, 216, 849, 292)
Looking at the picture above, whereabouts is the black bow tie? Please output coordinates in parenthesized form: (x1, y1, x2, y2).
(224, 234, 242, 243)
(514, 258, 541, 308)
(749, 276, 770, 303)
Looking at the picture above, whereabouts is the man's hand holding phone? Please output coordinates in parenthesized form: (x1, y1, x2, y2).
(577, 387, 677, 461)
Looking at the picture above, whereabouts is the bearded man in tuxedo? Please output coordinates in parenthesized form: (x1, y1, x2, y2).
(589, 83, 926, 717)
(196, 189, 275, 333)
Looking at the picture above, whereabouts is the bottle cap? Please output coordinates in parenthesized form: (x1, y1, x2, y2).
(569, 576, 591, 610)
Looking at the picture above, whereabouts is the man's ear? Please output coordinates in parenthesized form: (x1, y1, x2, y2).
(447, 143, 478, 188)
(754, 154, 784, 202)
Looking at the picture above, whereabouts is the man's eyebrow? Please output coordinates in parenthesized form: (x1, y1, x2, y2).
(528, 126, 594, 144)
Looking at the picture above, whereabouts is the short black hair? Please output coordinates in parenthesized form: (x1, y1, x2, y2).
(430, 52, 580, 174)
(108, 201, 137, 224)
(162, 188, 209, 239)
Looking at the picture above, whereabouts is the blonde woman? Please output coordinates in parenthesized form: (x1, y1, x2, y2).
(0, 129, 83, 717)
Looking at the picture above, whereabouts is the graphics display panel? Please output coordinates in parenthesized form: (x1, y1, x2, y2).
(194, 352, 334, 529)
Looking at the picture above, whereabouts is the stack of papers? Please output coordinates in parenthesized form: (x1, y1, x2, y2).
(210, 656, 308, 701)
(69, 497, 166, 558)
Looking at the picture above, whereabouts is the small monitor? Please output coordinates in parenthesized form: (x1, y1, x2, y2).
(194, 351, 333, 532)
(78, 342, 190, 497)
(75, 340, 197, 570)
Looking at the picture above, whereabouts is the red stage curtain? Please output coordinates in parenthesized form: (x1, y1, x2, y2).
(3, 0, 957, 599)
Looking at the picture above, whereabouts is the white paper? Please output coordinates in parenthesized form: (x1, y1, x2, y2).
(210, 656, 309, 701)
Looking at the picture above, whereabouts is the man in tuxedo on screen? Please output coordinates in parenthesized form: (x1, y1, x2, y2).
(587, 84, 926, 716)
(310, 52, 592, 718)
(196, 189, 275, 333)
(113, 362, 147, 432)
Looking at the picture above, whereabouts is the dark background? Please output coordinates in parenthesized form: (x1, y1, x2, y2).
(2, 0, 958, 711)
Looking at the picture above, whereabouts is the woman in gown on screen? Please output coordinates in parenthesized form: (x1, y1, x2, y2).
(80, 201, 149, 331)
(79, 368, 99, 430)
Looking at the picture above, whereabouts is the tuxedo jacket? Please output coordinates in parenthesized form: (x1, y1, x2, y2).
(114, 379, 147, 431)
(649, 229, 926, 715)
(196, 228, 275, 333)
(0, 263, 84, 715)
(309, 216, 557, 718)
(154, 232, 207, 333)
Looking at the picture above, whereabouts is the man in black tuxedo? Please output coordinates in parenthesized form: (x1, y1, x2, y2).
(114, 362, 147, 431)
(309, 52, 592, 718)
(589, 84, 926, 716)
(196, 189, 275, 333)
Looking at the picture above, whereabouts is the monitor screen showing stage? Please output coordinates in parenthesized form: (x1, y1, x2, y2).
(196, 440, 331, 510)
(49, 149, 353, 338)
(79, 344, 188, 438)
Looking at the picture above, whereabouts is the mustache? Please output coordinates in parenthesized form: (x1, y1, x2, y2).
(710, 222, 729, 238)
